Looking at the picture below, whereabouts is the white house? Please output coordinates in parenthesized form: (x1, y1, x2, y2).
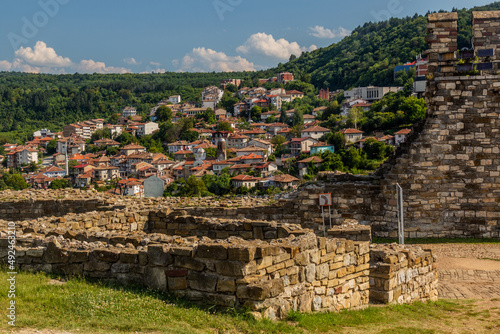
(169, 95, 181, 104)
(394, 129, 411, 146)
(123, 107, 137, 118)
(137, 122, 159, 136)
(341, 128, 364, 144)
(300, 126, 331, 140)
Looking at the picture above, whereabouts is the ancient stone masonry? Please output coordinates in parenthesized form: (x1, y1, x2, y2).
(0, 202, 437, 318)
(370, 244, 438, 304)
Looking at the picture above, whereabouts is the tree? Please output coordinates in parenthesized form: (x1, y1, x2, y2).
(205, 147, 217, 158)
(363, 138, 394, 160)
(156, 105, 173, 123)
(197, 108, 216, 124)
(225, 83, 238, 93)
(28, 161, 39, 173)
(249, 106, 262, 122)
(203, 170, 232, 196)
(91, 128, 111, 143)
(178, 176, 207, 197)
(179, 130, 199, 142)
(218, 92, 239, 114)
(347, 107, 363, 129)
(279, 109, 288, 124)
(106, 146, 119, 156)
(321, 151, 344, 171)
(271, 135, 286, 150)
(50, 178, 72, 189)
(2, 173, 29, 190)
(292, 109, 304, 126)
(216, 121, 234, 132)
(323, 131, 345, 151)
(46, 139, 57, 155)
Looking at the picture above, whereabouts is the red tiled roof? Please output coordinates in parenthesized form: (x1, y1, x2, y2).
(395, 129, 412, 135)
(302, 126, 330, 133)
(340, 128, 364, 134)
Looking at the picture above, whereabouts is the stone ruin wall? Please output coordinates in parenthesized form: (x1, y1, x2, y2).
(0, 197, 437, 318)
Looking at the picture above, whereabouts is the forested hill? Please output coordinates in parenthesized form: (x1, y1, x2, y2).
(0, 71, 254, 138)
(260, 2, 500, 90)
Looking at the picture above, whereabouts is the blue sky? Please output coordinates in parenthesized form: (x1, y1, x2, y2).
(0, 0, 494, 73)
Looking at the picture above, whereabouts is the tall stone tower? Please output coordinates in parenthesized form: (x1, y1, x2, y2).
(217, 139, 227, 161)
(377, 11, 500, 238)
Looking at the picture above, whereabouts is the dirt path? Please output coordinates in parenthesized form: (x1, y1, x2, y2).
(421, 243, 500, 300)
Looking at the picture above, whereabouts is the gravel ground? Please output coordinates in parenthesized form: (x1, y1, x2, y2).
(420, 243, 500, 261)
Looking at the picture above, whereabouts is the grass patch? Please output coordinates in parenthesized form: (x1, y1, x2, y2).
(0, 270, 498, 333)
(372, 237, 500, 244)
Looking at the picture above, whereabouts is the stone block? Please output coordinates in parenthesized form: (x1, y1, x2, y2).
(42, 241, 69, 264)
(188, 272, 218, 292)
(174, 256, 205, 271)
(168, 277, 187, 290)
(148, 245, 172, 266)
(217, 278, 236, 292)
(92, 249, 120, 263)
(196, 244, 228, 260)
(228, 246, 256, 262)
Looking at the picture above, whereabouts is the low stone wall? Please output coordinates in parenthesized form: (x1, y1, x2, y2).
(0, 199, 123, 221)
(1, 233, 371, 318)
(147, 210, 311, 240)
(369, 244, 438, 304)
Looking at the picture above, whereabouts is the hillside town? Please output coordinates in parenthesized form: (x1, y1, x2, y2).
(0, 70, 419, 197)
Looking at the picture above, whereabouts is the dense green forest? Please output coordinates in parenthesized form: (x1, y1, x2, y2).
(0, 72, 254, 141)
(262, 2, 500, 89)
(1, 2, 500, 143)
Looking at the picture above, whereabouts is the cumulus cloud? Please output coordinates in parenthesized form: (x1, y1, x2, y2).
(150, 61, 161, 66)
(123, 57, 140, 65)
(0, 41, 130, 74)
(179, 47, 256, 72)
(15, 41, 72, 67)
(309, 25, 351, 39)
(236, 33, 317, 61)
(75, 60, 131, 74)
(0, 60, 12, 71)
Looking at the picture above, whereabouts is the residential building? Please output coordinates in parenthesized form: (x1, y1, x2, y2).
(310, 142, 335, 155)
(341, 128, 364, 144)
(277, 72, 294, 84)
(93, 166, 120, 181)
(273, 174, 300, 189)
(169, 95, 181, 104)
(227, 134, 250, 149)
(301, 126, 330, 140)
(122, 106, 137, 118)
(41, 166, 66, 178)
(220, 79, 241, 90)
(248, 138, 273, 156)
(167, 141, 193, 154)
(287, 137, 318, 156)
(394, 129, 412, 146)
(120, 143, 146, 156)
(231, 175, 260, 188)
(137, 122, 159, 136)
(286, 90, 304, 101)
(344, 86, 402, 102)
(235, 146, 268, 159)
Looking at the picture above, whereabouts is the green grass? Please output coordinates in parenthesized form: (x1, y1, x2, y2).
(0, 270, 494, 334)
(372, 237, 500, 244)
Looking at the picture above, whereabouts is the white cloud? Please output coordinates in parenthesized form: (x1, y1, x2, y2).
(123, 57, 140, 65)
(236, 32, 317, 61)
(0, 60, 12, 71)
(309, 25, 351, 39)
(149, 61, 161, 66)
(15, 41, 72, 67)
(75, 60, 130, 74)
(179, 47, 256, 72)
(0, 41, 131, 74)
